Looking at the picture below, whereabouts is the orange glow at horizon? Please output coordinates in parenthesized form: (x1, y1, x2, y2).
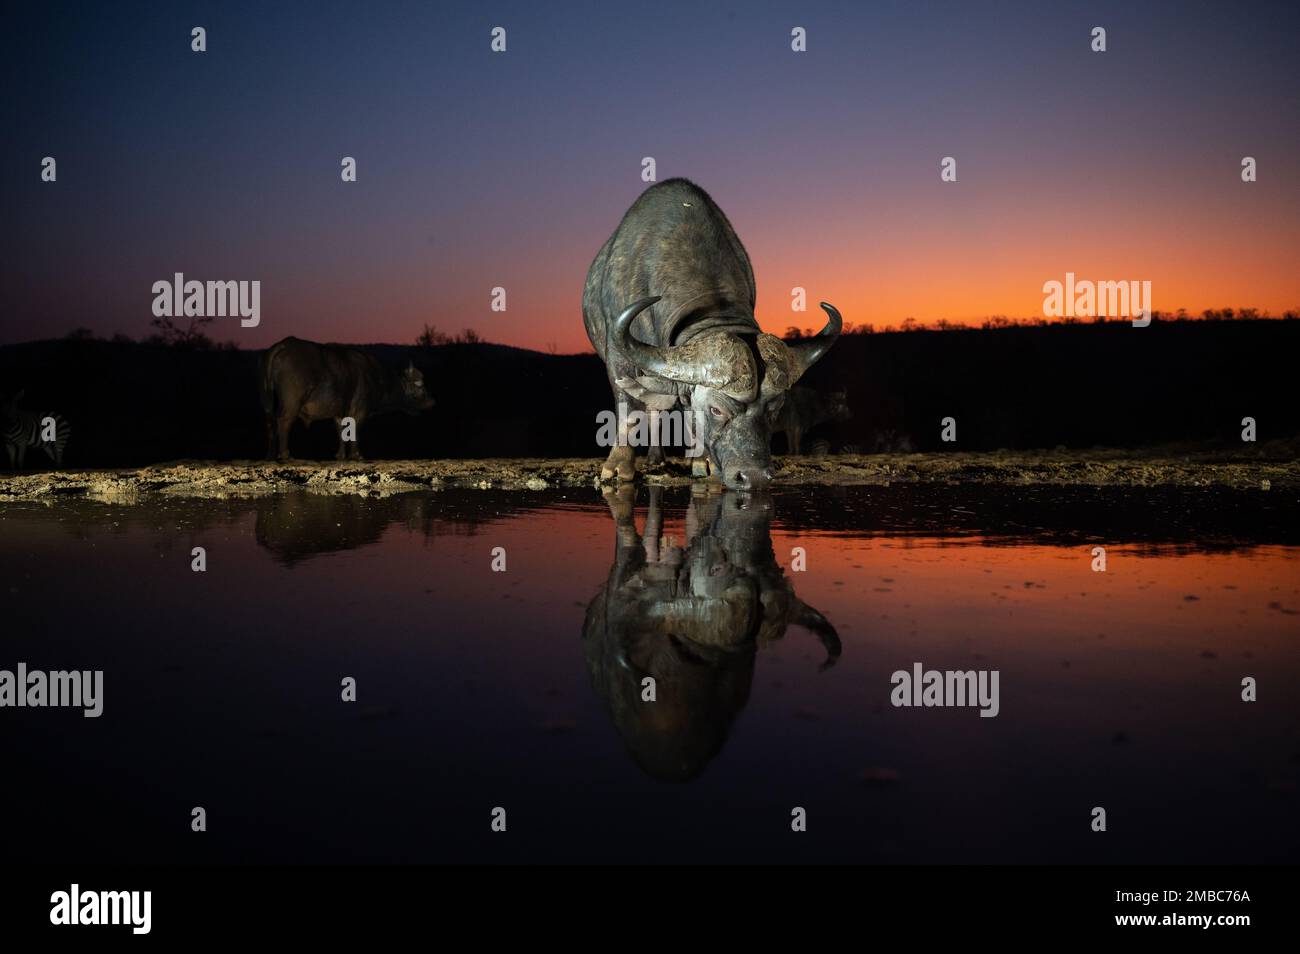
(265, 177, 1300, 355)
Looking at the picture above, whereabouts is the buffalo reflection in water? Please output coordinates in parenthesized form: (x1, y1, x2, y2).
(252, 491, 540, 565)
(583, 486, 841, 782)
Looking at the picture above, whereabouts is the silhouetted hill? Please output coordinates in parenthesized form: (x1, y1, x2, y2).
(803, 317, 1300, 453)
(1, 319, 1296, 467)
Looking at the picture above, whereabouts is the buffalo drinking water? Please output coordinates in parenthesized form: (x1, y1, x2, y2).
(583, 179, 842, 489)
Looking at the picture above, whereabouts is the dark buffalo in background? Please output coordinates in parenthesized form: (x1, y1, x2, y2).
(772, 386, 852, 455)
(260, 336, 434, 460)
(583, 178, 842, 489)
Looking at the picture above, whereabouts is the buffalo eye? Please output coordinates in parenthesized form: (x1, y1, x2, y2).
(709, 405, 724, 418)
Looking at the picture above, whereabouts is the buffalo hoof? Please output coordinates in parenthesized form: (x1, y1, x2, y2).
(601, 446, 636, 482)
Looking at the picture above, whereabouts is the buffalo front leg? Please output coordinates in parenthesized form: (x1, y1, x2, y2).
(342, 412, 366, 461)
(264, 414, 277, 460)
(276, 413, 295, 461)
(644, 409, 666, 468)
(599, 386, 637, 482)
(334, 418, 353, 461)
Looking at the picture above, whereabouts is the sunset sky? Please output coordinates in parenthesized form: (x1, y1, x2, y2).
(7, 0, 1299, 353)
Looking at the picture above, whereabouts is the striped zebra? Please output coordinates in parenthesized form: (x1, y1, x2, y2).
(2, 391, 70, 468)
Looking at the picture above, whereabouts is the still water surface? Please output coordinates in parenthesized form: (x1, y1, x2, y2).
(2, 484, 1297, 863)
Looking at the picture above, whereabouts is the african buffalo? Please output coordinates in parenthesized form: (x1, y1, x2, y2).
(259, 336, 433, 461)
(583, 178, 842, 489)
(773, 386, 852, 455)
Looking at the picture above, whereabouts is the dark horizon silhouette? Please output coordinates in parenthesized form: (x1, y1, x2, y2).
(2, 315, 1296, 468)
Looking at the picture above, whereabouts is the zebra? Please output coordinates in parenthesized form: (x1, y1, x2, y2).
(2, 391, 70, 468)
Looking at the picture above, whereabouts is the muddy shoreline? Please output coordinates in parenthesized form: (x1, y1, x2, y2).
(0, 450, 1294, 502)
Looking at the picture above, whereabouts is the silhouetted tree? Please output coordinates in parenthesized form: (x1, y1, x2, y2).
(416, 324, 449, 347)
